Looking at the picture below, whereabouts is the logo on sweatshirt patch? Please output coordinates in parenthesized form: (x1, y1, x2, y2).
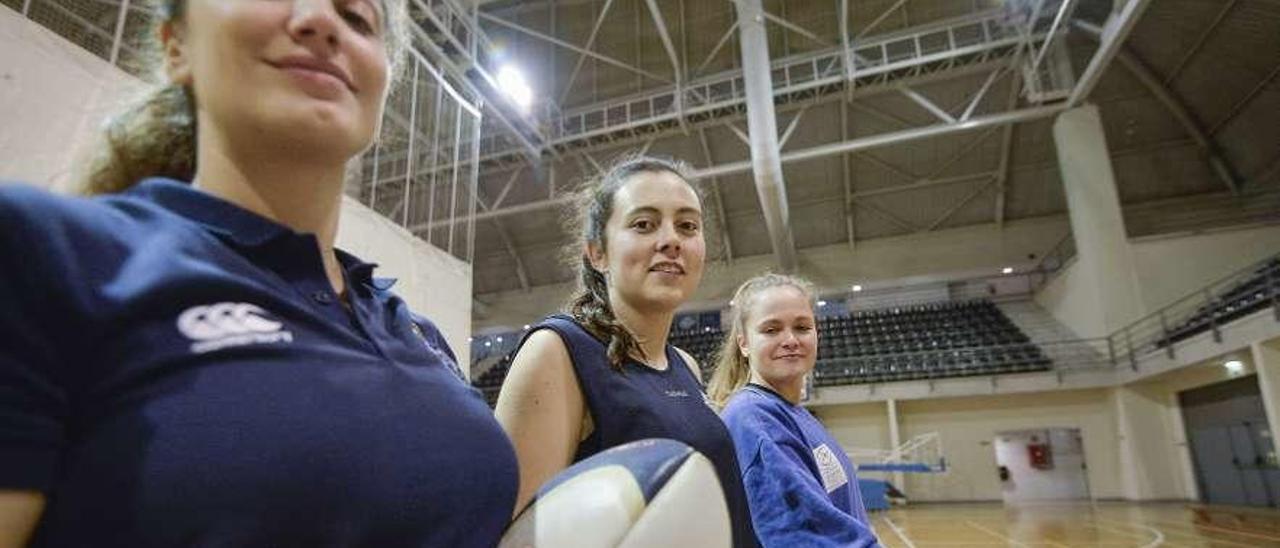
(813, 443, 849, 493)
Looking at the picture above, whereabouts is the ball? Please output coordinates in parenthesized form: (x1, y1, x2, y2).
(499, 438, 732, 548)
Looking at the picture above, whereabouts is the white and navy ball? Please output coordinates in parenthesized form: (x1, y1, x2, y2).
(499, 438, 731, 548)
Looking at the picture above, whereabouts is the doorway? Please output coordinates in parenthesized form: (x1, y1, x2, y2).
(994, 428, 1091, 505)
(1181, 375, 1280, 507)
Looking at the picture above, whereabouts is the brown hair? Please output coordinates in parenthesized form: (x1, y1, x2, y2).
(78, 0, 411, 195)
(706, 273, 816, 409)
(564, 154, 703, 371)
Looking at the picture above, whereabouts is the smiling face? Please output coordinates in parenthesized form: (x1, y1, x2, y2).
(588, 170, 706, 314)
(738, 285, 818, 389)
(163, 0, 391, 160)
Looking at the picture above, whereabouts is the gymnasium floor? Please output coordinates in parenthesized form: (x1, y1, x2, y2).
(872, 502, 1280, 547)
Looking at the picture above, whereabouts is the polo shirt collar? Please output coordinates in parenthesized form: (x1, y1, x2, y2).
(129, 177, 291, 248)
(130, 178, 398, 291)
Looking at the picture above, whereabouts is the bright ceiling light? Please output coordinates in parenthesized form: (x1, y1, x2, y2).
(852, 285, 863, 292)
(496, 65, 533, 110)
(1224, 360, 1245, 375)
(817, 300, 828, 307)
(523, 324, 531, 330)
(1002, 267, 1014, 274)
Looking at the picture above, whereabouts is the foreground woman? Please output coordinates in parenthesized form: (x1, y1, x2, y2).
(0, 1, 515, 545)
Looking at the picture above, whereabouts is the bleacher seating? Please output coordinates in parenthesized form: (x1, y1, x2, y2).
(473, 353, 514, 407)
(811, 300, 1050, 386)
(668, 326, 725, 383)
(1163, 258, 1279, 346)
(471, 300, 1052, 406)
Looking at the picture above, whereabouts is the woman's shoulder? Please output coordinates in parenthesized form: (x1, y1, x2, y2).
(721, 388, 797, 436)
(0, 182, 179, 248)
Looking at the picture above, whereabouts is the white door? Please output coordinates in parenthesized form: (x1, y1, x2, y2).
(994, 428, 1091, 504)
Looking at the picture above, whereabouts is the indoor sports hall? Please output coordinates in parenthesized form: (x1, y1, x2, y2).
(3, 0, 1280, 546)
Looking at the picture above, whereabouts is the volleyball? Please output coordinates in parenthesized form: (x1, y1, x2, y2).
(499, 438, 732, 548)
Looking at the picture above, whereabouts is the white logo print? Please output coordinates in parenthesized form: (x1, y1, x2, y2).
(812, 443, 849, 493)
(177, 303, 293, 354)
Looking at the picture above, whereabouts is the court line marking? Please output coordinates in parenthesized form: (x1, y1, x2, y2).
(1088, 522, 1167, 548)
(963, 520, 1031, 547)
(1143, 517, 1280, 542)
(882, 516, 918, 548)
(1095, 518, 1251, 548)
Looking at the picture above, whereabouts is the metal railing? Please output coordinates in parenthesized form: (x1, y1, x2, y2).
(1106, 251, 1280, 370)
(8, 0, 150, 76)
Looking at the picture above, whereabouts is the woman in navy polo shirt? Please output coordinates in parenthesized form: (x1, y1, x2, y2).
(494, 156, 759, 547)
(709, 274, 880, 547)
(0, 1, 516, 546)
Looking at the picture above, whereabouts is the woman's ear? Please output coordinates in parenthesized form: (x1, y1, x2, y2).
(160, 21, 193, 86)
(586, 243, 608, 275)
(737, 332, 749, 359)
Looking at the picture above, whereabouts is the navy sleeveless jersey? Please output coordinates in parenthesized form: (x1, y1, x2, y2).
(0, 180, 517, 547)
(525, 314, 760, 547)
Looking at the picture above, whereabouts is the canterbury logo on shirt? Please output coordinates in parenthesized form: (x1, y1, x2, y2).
(177, 303, 294, 354)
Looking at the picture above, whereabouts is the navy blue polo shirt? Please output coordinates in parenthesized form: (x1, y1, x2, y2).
(0, 179, 517, 547)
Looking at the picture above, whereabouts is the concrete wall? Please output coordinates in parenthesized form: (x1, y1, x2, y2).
(1131, 224, 1280, 312)
(893, 389, 1123, 502)
(1036, 224, 1280, 341)
(0, 6, 145, 191)
(2, 7, 474, 369)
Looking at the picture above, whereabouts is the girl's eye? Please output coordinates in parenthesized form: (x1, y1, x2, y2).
(631, 219, 655, 231)
(679, 221, 701, 232)
(342, 9, 376, 35)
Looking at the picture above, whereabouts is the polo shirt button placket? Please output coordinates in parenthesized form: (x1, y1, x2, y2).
(312, 291, 334, 305)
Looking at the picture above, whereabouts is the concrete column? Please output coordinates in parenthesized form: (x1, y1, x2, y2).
(1251, 339, 1280, 455)
(734, 0, 797, 271)
(1112, 384, 1184, 500)
(1167, 392, 1200, 501)
(887, 399, 904, 488)
(1052, 105, 1146, 337)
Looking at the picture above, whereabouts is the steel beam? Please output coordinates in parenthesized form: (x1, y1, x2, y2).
(698, 104, 1064, 180)
(1163, 0, 1237, 85)
(491, 166, 525, 210)
(761, 12, 832, 48)
(1209, 61, 1280, 137)
(694, 22, 739, 76)
(1066, 0, 1154, 107)
(1076, 20, 1240, 194)
(853, 171, 998, 200)
(735, 0, 798, 272)
(559, 0, 616, 105)
(698, 128, 736, 264)
(900, 86, 956, 123)
(478, 12, 671, 84)
(995, 70, 1020, 227)
(417, 104, 1066, 230)
(778, 106, 809, 150)
(645, 0, 685, 123)
(961, 67, 1004, 122)
(473, 189, 531, 292)
(840, 100, 855, 250)
(856, 0, 909, 40)
(855, 200, 919, 233)
(925, 178, 995, 231)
